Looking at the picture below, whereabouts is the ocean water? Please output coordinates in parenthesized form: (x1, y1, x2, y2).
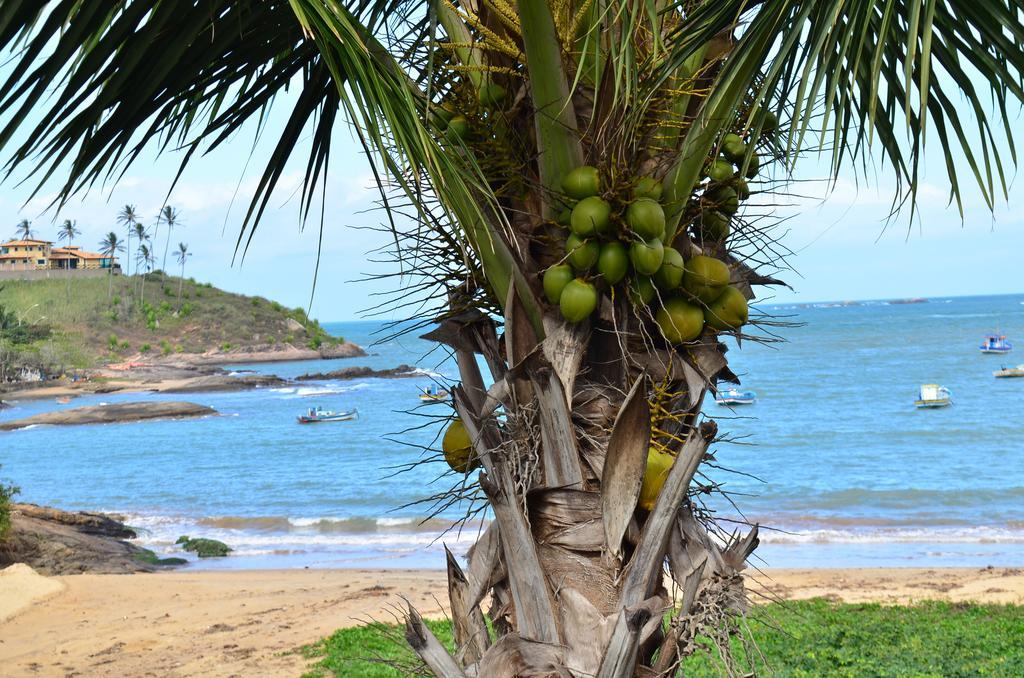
(1, 294, 1022, 570)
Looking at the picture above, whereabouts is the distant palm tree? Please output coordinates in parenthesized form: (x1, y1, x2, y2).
(131, 222, 149, 298)
(136, 243, 153, 307)
(14, 219, 32, 240)
(57, 219, 80, 248)
(174, 242, 190, 310)
(57, 219, 81, 300)
(156, 206, 180, 283)
(98, 232, 124, 299)
(116, 205, 139, 276)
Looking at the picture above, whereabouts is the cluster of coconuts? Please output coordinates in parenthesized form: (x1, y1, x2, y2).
(690, 116, 775, 244)
(542, 165, 749, 343)
(432, 80, 509, 143)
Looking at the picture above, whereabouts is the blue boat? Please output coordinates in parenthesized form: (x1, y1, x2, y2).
(980, 334, 1012, 354)
(297, 406, 358, 424)
(715, 387, 757, 405)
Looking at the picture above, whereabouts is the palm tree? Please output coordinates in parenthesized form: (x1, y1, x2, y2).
(14, 219, 32, 240)
(98, 233, 124, 299)
(135, 243, 153, 307)
(2, 3, 1023, 674)
(156, 205, 181, 284)
(174, 242, 191, 310)
(116, 205, 140, 277)
(132, 222, 149, 299)
(57, 219, 81, 299)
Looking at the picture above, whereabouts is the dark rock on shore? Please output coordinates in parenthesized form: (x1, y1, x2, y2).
(0, 504, 178, 574)
(159, 373, 286, 393)
(295, 364, 420, 381)
(0, 401, 216, 431)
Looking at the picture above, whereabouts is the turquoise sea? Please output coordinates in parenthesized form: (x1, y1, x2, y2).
(2, 294, 1022, 570)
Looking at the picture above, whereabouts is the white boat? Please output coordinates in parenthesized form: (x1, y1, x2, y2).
(715, 387, 757, 405)
(993, 365, 1024, 378)
(419, 385, 451, 404)
(297, 406, 359, 423)
(914, 384, 952, 409)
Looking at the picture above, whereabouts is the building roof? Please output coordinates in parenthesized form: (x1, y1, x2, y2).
(50, 246, 113, 260)
(2, 239, 53, 246)
(0, 253, 33, 260)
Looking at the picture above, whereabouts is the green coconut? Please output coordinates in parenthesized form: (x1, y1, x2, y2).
(543, 264, 575, 305)
(566, 233, 600, 270)
(653, 247, 684, 291)
(722, 133, 747, 163)
(442, 419, 479, 473)
(626, 198, 666, 240)
(707, 186, 739, 215)
(630, 238, 664, 276)
(655, 297, 705, 344)
(682, 255, 730, 304)
(446, 115, 470, 141)
(571, 196, 612, 237)
(761, 110, 779, 135)
(632, 176, 663, 201)
(704, 285, 749, 330)
(478, 82, 507, 108)
(744, 152, 761, 178)
(628, 276, 656, 306)
(707, 158, 735, 182)
(734, 177, 750, 201)
(562, 166, 601, 199)
(557, 207, 572, 226)
(638, 446, 674, 511)
(694, 210, 730, 242)
(597, 242, 629, 285)
(560, 278, 599, 323)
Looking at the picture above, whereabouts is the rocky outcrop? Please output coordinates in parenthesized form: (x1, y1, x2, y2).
(0, 401, 216, 431)
(181, 341, 367, 365)
(0, 504, 176, 574)
(295, 364, 420, 381)
(175, 536, 232, 558)
(159, 373, 286, 393)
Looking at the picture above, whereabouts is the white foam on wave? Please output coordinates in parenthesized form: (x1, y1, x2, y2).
(759, 525, 1024, 545)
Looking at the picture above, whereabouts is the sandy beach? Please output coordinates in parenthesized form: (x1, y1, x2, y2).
(1, 565, 1021, 677)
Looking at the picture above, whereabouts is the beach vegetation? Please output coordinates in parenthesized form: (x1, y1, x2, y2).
(132, 548, 188, 567)
(0, 464, 19, 543)
(1, 0, 1021, 674)
(302, 600, 1024, 677)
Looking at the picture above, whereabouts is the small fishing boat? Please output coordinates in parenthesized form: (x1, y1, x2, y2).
(994, 365, 1024, 378)
(979, 334, 1012, 354)
(914, 384, 952, 409)
(419, 385, 451, 404)
(297, 406, 358, 424)
(715, 387, 757, 405)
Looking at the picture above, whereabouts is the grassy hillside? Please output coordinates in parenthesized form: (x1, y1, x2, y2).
(0, 273, 342, 373)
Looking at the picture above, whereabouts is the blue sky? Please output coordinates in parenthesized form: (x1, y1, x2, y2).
(1, 89, 1021, 322)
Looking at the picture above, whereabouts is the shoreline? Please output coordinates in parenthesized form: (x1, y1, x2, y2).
(1, 566, 1020, 676)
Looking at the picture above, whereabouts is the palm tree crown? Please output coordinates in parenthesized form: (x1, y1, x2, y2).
(57, 219, 80, 245)
(14, 219, 32, 240)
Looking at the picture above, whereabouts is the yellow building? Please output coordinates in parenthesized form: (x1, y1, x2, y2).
(0, 239, 119, 272)
(0, 238, 52, 270)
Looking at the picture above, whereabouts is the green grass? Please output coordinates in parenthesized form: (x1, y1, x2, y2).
(300, 600, 1024, 677)
(0, 275, 345, 370)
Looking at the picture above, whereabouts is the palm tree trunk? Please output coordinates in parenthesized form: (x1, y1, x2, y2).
(412, 298, 759, 675)
(177, 265, 185, 310)
(107, 268, 113, 299)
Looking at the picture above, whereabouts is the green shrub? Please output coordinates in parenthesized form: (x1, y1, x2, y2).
(111, 295, 121, 306)
(0, 465, 20, 543)
(160, 339, 172, 356)
(163, 286, 173, 297)
(271, 301, 283, 312)
(307, 334, 323, 350)
(158, 301, 172, 314)
(139, 343, 151, 353)
(179, 302, 194, 317)
(251, 297, 261, 307)
(220, 342, 233, 351)
(119, 340, 130, 351)
(107, 334, 119, 350)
